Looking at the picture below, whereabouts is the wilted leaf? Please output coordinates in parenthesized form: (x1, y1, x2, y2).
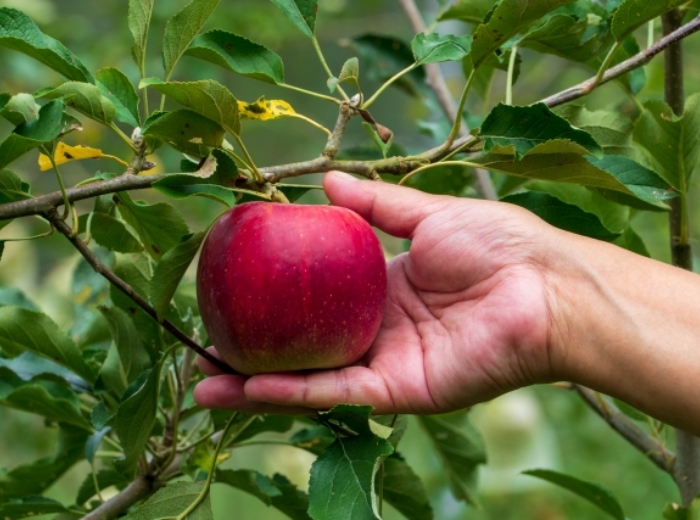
(38, 142, 114, 171)
(238, 98, 297, 121)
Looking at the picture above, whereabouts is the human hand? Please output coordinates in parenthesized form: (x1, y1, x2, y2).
(194, 171, 562, 415)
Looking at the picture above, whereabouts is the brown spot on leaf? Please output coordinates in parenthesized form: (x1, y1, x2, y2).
(63, 152, 75, 159)
(152, 245, 161, 255)
(226, 43, 233, 50)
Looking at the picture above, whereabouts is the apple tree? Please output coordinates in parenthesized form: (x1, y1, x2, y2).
(0, 0, 699, 518)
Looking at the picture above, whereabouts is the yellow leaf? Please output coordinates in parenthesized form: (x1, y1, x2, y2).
(238, 97, 297, 121)
(39, 142, 129, 171)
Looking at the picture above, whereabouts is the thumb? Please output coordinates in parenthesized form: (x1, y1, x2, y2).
(323, 171, 444, 238)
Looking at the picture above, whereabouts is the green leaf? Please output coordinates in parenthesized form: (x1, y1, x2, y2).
(0, 306, 95, 384)
(634, 95, 700, 191)
(0, 287, 38, 310)
(418, 412, 486, 506)
(412, 32, 473, 65)
(520, 13, 609, 62)
(96, 68, 140, 127)
(0, 368, 91, 429)
(116, 192, 190, 260)
(153, 174, 238, 206)
(385, 163, 474, 196)
(470, 0, 575, 67)
(163, 0, 221, 79)
(141, 79, 240, 134)
(216, 470, 311, 520)
(100, 307, 152, 384)
(142, 110, 226, 157)
(109, 254, 162, 358)
(479, 103, 603, 160)
(76, 468, 129, 506)
(128, 0, 155, 72)
(0, 100, 65, 170)
(0, 496, 68, 519)
(438, 0, 494, 24)
(308, 435, 394, 520)
(663, 498, 700, 520)
(337, 57, 360, 90)
(0, 8, 93, 83)
(526, 181, 629, 234)
(229, 414, 296, 444)
(0, 93, 40, 125)
(114, 365, 160, 475)
(383, 454, 433, 520)
(474, 153, 675, 205)
(185, 30, 285, 84)
(614, 225, 651, 257)
(611, 0, 686, 41)
(502, 191, 620, 240)
(269, 0, 318, 38)
(124, 481, 212, 520)
(88, 212, 142, 254)
(348, 35, 427, 98)
(37, 82, 116, 124)
(553, 105, 642, 160)
(524, 469, 625, 520)
(0, 169, 31, 205)
(151, 232, 205, 322)
(0, 425, 88, 500)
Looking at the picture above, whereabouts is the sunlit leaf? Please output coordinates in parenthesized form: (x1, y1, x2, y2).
(0, 93, 40, 125)
(37, 82, 116, 124)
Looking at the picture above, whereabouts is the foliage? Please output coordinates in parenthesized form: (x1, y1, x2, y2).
(0, 0, 698, 518)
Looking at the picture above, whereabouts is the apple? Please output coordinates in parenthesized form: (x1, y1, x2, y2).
(196, 201, 387, 375)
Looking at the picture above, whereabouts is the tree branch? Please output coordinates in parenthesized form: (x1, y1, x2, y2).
(542, 14, 700, 108)
(573, 385, 675, 474)
(45, 209, 236, 375)
(2, 14, 700, 222)
(396, 0, 498, 201)
(662, 9, 700, 508)
(81, 475, 159, 520)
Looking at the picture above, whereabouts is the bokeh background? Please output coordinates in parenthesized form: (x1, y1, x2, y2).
(1, 0, 699, 518)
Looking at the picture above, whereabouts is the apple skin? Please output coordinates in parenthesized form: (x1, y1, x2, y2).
(196, 202, 387, 375)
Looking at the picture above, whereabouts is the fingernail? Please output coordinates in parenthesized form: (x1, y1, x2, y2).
(330, 170, 359, 182)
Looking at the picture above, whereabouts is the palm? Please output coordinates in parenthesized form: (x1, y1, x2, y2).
(361, 207, 552, 414)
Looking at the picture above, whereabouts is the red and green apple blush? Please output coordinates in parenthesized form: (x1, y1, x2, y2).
(196, 201, 388, 375)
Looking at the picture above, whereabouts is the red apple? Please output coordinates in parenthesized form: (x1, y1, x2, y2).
(196, 202, 387, 375)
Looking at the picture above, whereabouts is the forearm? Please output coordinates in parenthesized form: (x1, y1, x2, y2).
(547, 232, 700, 434)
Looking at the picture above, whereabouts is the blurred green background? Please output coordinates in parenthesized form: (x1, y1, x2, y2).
(1, 0, 698, 518)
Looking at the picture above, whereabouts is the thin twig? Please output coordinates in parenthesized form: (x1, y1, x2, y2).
(573, 385, 675, 474)
(396, 0, 498, 201)
(322, 103, 354, 160)
(46, 209, 236, 376)
(542, 14, 700, 107)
